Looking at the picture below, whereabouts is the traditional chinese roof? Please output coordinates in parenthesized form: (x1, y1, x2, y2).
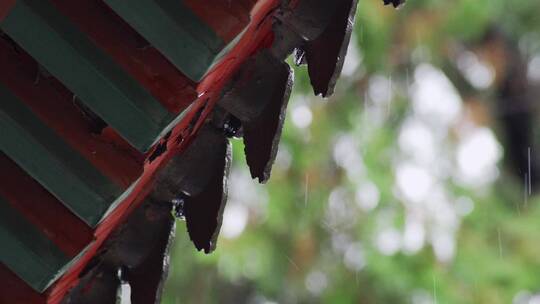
(0, 1, 398, 303)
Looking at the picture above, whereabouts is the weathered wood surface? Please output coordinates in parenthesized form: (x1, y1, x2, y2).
(0, 1, 403, 302)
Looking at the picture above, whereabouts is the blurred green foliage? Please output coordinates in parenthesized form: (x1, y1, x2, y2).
(162, 0, 540, 303)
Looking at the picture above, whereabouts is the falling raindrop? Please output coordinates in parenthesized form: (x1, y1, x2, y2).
(304, 173, 309, 208)
(497, 228, 503, 259)
(285, 254, 300, 271)
(528, 147, 532, 195)
(524, 174, 529, 210)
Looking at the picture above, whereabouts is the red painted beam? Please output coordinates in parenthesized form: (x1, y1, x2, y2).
(184, 0, 253, 43)
(0, 38, 143, 188)
(0, 0, 16, 21)
(49, 0, 197, 114)
(238, 0, 261, 11)
(0, 154, 93, 257)
(0, 264, 46, 304)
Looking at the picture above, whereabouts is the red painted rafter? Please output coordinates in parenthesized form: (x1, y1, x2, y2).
(0, 39, 143, 188)
(49, 0, 198, 114)
(0, 0, 16, 21)
(0, 155, 93, 258)
(183, 0, 254, 43)
(0, 264, 46, 304)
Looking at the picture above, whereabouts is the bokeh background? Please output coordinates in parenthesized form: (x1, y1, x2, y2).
(162, 0, 540, 303)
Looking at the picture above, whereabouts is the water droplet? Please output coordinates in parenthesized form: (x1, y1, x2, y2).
(172, 197, 186, 220)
